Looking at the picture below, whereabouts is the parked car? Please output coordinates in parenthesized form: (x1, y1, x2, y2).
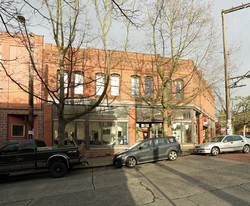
(0, 139, 88, 178)
(193, 135, 250, 156)
(113, 136, 182, 168)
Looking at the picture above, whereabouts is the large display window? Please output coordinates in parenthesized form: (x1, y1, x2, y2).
(89, 121, 128, 145)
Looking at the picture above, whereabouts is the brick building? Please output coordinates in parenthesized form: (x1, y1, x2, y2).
(0, 33, 44, 145)
(43, 44, 215, 149)
(0, 32, 215, 149)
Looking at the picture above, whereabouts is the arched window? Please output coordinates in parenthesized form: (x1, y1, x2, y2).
(111, 74, 120, 96)
(131, 75, 140, 97)
(145, 76, 153, 98)
(96, 73, 105, 95)
(57, 70, 69, 94)
(74, 71, 84, 95)
(175, 80, 184, 99)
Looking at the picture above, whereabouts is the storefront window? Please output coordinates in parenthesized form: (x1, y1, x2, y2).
(172, 123, 181, 143)
(172, 122, 192, 143)
(89, 121, 128, 146)
(173, 110, 191, 119)
(102, 122, 116, 145)
(53, 121, 77, 145)
(89, 106, 128, 119)
(151, 123, 162, 138)
(117, 122, 128, 145)
(136, 124, 143, 142)
(76, 122, 85, 144)
(183, 123, 192, 143)
(89, 122, 103, 145)
(136, 108, 162, 122)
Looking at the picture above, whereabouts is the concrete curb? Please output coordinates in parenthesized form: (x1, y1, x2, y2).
(77, 149, 194, 169)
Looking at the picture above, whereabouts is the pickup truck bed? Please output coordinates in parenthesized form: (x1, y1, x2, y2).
(0, 139, 87, 178)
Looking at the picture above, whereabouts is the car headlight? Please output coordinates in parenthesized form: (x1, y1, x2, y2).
(117, 154, 126, 158)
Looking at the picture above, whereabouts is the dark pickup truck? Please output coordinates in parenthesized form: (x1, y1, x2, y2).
(0, 139, 87, 178)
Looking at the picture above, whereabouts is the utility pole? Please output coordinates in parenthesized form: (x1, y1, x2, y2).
(221, 3, 250, 135)
(29, 33, 34, 139)
(17, 15, 34, 139)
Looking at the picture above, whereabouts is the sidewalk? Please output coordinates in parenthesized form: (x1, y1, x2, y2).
(82, 145, 194, 168)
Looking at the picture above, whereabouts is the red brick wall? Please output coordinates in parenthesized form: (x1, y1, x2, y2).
(43, 44, 214, 116)
(129, 108, 136, 145)
(0, 33, 44, 109)
(43, 104, 53, 146)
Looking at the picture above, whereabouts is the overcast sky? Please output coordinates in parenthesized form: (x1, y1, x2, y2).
(21, 0, 250, 101)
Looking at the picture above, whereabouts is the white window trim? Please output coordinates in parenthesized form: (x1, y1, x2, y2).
(111, 75, 120, 96)
(96, 73, 105, 95)
(131, 76, 140, 97)
(74, 72, 84, 95)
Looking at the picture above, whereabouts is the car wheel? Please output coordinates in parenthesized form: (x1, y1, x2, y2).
(168, 151, 178, 161)
(243, 145, 250, 153)
(211, 147, 219, 156)
(126, 157, 136, 168)
(49, 161, 68, 178)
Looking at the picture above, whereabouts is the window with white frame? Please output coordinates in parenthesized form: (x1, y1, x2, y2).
(57, 71, 69, 94)
(167, 81, 172, 99)
(96, 73, 105, 95)
(111, 74, 120, 96)
(145, 76, 153, 98)
(131, 76, 140, 97)
(74, 72, 84, 95)
(175, 80, 183, 99)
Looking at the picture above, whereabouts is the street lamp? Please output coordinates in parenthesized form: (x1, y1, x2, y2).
(17, 15, 34, 139)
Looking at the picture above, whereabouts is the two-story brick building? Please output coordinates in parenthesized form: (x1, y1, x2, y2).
(0, 33, 44, 145)
(42, 44, 215, 150)
(0, 32, 215, 151)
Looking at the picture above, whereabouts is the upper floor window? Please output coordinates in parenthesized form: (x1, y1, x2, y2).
(131, 75, 140, 97)
(175, 80, 183, 99)
(74, 72, 84, 95)
(167, 81, 172, 99)
(57, 70, 69, 94)
(96, 73, 105, 95)
(145, 76, 153, 98)
(111, 74, 120, 96)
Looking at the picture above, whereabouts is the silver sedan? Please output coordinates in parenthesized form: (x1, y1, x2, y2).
(193, 135, 250, 156)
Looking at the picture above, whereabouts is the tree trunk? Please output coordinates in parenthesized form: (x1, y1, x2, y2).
(57, 52, 66, 148)
(58, 116, 67, 148)
(163, 109, 168, 136)
(162, 84, 168, 136)
(243, 124, 246, 137)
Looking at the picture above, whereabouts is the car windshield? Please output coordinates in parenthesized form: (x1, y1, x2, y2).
(210, 136, 225, 142)
(126, 142, 141, 150)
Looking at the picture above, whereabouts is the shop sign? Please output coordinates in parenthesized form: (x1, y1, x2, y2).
(203, 117, 208, 125)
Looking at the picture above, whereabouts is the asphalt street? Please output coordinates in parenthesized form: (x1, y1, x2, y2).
(0, 154, 250, 206)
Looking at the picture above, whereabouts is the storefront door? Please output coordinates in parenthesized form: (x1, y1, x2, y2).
(142, 129, 150, 140)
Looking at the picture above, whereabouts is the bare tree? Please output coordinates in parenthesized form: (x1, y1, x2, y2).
(232, 96, 250, 136)
(0, 0, 133, 147)
(138, 0, 219, 136)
